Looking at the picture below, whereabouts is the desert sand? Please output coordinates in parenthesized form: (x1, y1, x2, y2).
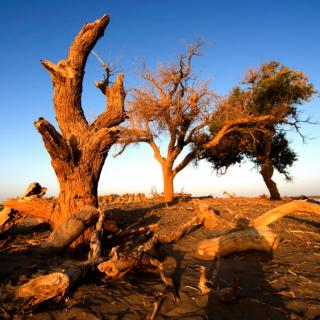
(0, 196, 319, 319)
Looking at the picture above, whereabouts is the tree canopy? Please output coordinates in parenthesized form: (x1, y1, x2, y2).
(197, 61, 316, 199)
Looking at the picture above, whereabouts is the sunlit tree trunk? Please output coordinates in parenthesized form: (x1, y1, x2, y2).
(162, 165, 174, 203)
(259, 136, 281, 200)
(5, 15, 126, 248)
(260, 158, 281, 200)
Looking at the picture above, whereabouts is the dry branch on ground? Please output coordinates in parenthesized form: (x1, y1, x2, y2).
(196, 199, 320, 260)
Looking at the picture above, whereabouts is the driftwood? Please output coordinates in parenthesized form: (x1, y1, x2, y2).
(16, 272, 69, 307)
(13, 209, 105, 311)
(4, 197, 54, 228)
(11, 199, 318, 312)
(196, 200, 320, 260)
(13, 257, 104, 311)
(22, 182, 47, 198)
(88, 209, 104, 260)
(3, 183, 52, 227)
(0, 207, 22, 233)
(156, 214, 201, 244)
(251, 200, 320, 228)
(97, 235, 157, 278)
(197, 227, 279, 260)
(116, 223, 159, 239)
(1, 200, 101, 253)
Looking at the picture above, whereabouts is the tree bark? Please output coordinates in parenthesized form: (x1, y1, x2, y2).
(259, 134, 281, 200)
(260, 158, 281, 200)
(162, 166, 174, 203)
(15, 15, 126, 248)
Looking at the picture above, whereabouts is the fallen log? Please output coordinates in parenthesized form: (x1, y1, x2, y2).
(4, 197, 54, 226)
(155, 201, 221, 244)
(97, 234, 157, 278)
(16, 272, 69, 307)
(197, 227, 278, 260)
(13, 257, 104, 312)
(156, 214, 201, 244)
(196, 200, 320, 260)
(251, 200, 320, 228)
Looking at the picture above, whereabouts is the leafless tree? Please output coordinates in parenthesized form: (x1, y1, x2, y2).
(6, 15, 126, 248)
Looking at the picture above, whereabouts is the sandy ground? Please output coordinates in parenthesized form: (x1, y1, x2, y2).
(0, 197, 320, 319)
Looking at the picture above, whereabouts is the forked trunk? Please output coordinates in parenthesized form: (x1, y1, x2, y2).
(10, 16, 126, 249)
(260, 159, 281, 200)
(163, 167, 174, 203)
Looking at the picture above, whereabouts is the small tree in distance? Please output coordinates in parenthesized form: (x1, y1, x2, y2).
(198, 61, 316, 199)
(123, 45, 278, 202)
(198, 130, 297, 199)
(126, 42, 212, 202)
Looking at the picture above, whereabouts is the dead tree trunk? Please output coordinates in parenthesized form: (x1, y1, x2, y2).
(5, 15, 126, 248)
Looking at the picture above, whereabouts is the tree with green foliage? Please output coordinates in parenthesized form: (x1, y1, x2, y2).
(122, 48, 280, 203)
(197, 61, 316, 200)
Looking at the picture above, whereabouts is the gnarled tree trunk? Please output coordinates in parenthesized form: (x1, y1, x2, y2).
(259, 135, 281, 200)
(260, 158, 281, 201)
(6, 15, 126, 248)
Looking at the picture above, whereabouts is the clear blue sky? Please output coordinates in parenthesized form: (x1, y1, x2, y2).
(0, 0, 319, 200)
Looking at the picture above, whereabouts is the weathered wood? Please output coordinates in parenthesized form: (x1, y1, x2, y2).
(4, 197, 54, 225)
(32, 14, 126, 248)
(116, 223, 159, 239)
(197, 227, 278, 260)
(88, 209, 104, 260)
(196, 200, 320, 260)
(42, 205, 99, 253)
(157, 214, 200, 244)
(0, 207, 22, 233)
(97, 235, 157, 278)
(22, 182, 47, 198)
(14, 257, 104, 311)
(16, 272, 70, 307)
(192, 200, 220, 230)
(198, 266, 211, 294)
(251, 199, 320, 228)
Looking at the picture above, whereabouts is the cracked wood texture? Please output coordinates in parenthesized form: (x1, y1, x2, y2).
(25, 15, 126, 247)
